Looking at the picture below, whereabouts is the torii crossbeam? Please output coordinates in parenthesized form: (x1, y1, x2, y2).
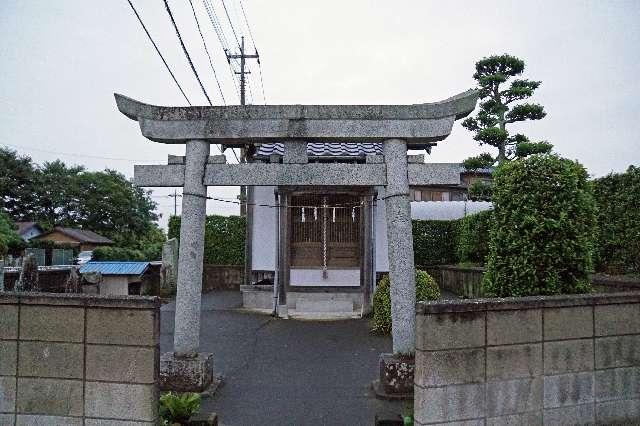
(116, 90, 478, 391)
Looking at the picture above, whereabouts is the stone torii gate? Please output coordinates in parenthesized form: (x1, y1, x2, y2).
(115, 90, 478, 391)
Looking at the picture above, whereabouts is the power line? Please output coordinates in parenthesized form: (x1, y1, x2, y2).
(202, 0, 241, 101)
(125, 0, 191, 105)
(239, 0, 266, 104)
(163, 0, 213, 105)
(221, 0, 241, 48)
(1, 143, 147, 162)
(187, 0, 226, 105)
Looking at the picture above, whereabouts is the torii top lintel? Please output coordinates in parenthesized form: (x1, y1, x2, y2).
(115, 90, 478, 147)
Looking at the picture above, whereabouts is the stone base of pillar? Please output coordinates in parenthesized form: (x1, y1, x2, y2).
(372, 353, 414, 400)
(277, 304, 288, 319)
(160, 352, 215, 392)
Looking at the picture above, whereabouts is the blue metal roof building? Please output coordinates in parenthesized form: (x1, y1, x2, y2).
(80, 261, 149, 276)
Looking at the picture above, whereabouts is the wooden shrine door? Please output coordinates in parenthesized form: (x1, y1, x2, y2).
(289, 194, 361, 271)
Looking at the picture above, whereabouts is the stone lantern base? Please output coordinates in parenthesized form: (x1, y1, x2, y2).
(373, 353, 415, 400)
(160, 352, 215, 392)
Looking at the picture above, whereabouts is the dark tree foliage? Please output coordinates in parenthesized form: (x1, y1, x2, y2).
(0, 148, 163, 256)
(0, 210, 24, 256)
(483, 155, 597, 297)
(412, 220, 459, 266)
(592, 165, 640, 275)
(468, 180, 493, 201)
(462, 54, 552, 165)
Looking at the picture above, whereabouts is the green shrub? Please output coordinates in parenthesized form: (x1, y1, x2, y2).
(412, 220, 459, 266)
(92, 246, 146, 261)
(483, 154, 597, 297)
(372, 270, 440, 335)
(457, 210, 492, 265)
(592, 165, 640, 275)
(169, 214, 245, 265)
(159, 392, 201, 424)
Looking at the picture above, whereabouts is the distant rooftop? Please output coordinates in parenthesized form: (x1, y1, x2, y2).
(80, 261, 149, 276)
(45, 227, 114, 245)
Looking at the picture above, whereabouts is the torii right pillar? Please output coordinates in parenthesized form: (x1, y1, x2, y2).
(383, 138, 416, 354)
(375, 138, 418, 399)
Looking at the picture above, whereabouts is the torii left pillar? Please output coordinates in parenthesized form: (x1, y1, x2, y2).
(159, 139, 215, 392)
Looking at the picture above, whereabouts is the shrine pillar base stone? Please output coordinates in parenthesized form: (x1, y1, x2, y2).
(163, 139, 214, 392)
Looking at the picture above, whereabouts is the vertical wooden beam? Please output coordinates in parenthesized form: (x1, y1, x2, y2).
(361, 194, 374, 315)
(277, 191, 289, 315)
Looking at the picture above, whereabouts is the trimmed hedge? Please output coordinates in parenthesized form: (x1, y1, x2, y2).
(412, 220, 459, 265)
(169, 214, 245, 265)
(456, 210, 492, 264)
(593, 165, 640, 275)
(483, 154, 597, 297)
(372, 270, 440, 335)
(93, 246, 148, 262)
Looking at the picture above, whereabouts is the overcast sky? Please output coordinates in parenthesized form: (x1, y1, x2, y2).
(2, 0, 639, 229)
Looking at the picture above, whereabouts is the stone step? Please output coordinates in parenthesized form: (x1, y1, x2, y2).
(296, 298, 354, 313)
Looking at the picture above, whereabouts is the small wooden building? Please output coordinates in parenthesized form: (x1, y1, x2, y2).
(243, 143, 478, 317)
(33, 227, 113, 251)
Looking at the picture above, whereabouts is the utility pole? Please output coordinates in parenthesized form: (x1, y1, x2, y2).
(226, 36, 259, 215)
(168, 189, 182, 216)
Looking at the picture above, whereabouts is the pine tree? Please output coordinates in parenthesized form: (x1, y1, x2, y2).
(462, 54, 552, 166)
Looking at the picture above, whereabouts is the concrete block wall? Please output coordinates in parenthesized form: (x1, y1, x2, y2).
(0, 291, 160, 425)
(415, 291, 640, 425)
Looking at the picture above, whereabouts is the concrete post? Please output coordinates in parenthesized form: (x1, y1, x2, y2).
(383, 139, 416, 354)
(174, 139, 210, 357)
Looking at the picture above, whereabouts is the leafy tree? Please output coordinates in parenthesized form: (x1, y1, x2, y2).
(0, 148, 38, 220)
(33, 160, 84, 228)
(0, 210, 24, 256)
(462, 54, 552, 166)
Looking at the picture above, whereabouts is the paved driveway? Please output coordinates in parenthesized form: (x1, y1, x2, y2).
(161, 292, 403, 426)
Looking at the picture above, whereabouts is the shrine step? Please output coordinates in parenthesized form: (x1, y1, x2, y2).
(295, 298, 354, 313)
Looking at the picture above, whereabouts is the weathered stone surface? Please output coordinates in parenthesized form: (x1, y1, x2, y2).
(415, 348, 484, 387)
(85, 382, 156, 421)
(596, 398, 640, 424)
(19, 306, 84, 343)
(283, 141, 308, 164)
(0, 376, 16, 412)
(487, 309, 541, 346)
(544, 306, 593, 341)
(0, 414, 13, 426)
(414, 383, 484, 424)
(486, 412, 542, 425)
(85, 420, 156, 426)
(384, 139, 416, 354)
(159, 352, 213, 392)
(487, 344, 542, 381)
(595, 303, 640, 336)
(0, 341, 17, 376)
(86, 308, 155, 346)
(595, 334, 640, 369)
(86, 345, 155, 384)
(595, 366, 640, 401)
(378, 353, 414, 395)
(486, 377, 542, 417)
(15, 415, 82, 426)
(543, 372, 594, 408)
(543, 403, 594, 426)
(416, 311, 485, 351)
(18, 342, 83, 379)
(173, 140, 209, 356)
(543, 339, 594, 375)
(16, 378, 82, 416)
(0, 305, 18, 339)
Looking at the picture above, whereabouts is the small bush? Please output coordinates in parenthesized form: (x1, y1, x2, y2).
(92, 246, 146, 261)
(159, 392, 201, 424)
(457, 210, 492, 264)
(412, 220, 459, 266)
(372, 270, 440, 334)
(483, 154, 597, 297)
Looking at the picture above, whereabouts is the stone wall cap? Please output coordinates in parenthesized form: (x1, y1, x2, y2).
(0, 291, 161, 309)
(417, 291, 640, 314)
